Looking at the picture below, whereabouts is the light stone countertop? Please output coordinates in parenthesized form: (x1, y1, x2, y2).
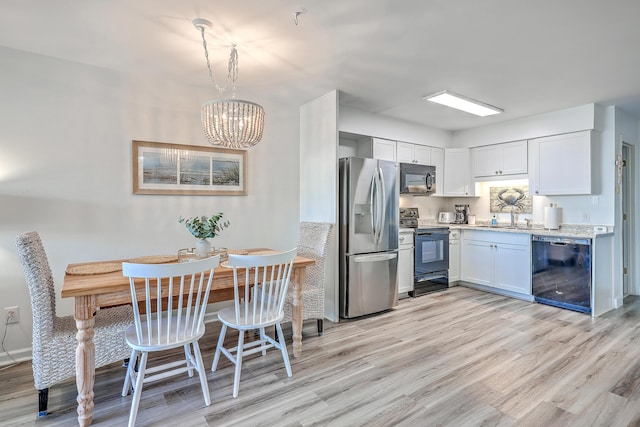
(415, 219, 613, 239)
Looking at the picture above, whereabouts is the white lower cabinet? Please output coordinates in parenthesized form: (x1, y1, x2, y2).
(448, 230, 460, 282)
(398, 230, 414, 296)
(494, 243, 530, 294)
(461, 231, 531, 296)
(461, 240, 494, 286)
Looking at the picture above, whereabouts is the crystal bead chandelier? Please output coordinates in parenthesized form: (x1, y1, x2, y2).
(193, 18, 265, 149)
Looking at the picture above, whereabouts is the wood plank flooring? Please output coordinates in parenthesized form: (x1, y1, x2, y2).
(3, 286, 640, 426)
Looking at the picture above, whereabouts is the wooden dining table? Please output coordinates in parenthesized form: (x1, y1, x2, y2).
(61, 249, 314, 427)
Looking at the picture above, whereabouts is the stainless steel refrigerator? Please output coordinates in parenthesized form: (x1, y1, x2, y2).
(339, 157, 399, 318)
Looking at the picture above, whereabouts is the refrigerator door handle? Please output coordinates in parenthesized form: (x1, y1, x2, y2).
(353, 252, 398, 263)
(377, 166, 386, 245)
(369, 174, 376, 241)
(371, 169, 381, 245)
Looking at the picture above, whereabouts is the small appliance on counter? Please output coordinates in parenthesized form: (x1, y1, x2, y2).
(438, 212, 456, 224)
(400, 207, 420, 228)
(454, 204, 470, 224)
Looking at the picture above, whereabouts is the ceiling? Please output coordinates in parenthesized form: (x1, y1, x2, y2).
(2, 0, 640, 131)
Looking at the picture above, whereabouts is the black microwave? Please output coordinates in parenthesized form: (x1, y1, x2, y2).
(399, 163, 436, 195)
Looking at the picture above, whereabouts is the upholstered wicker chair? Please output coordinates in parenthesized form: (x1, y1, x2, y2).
(15, 231, 133, 417)
(283, 222, 333, 335)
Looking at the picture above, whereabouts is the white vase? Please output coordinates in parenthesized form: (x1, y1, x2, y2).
(195, 239, 211, 258)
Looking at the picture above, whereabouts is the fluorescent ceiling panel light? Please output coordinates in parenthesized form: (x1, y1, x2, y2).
(423, 90, 503, 116)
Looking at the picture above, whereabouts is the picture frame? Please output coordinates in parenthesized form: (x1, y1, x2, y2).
(132, 140, 247, 195)
(489, 185, 531, 213)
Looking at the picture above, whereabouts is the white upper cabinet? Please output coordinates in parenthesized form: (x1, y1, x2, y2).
(443, 148, 475, 196)
(529, 131, 594, 195)
(472, 140, 527, 178)
(396, 141, 415, 163)
(396, 141, 430, 165)
(372, 137, 396, 162)
(430, 147, 444, 197)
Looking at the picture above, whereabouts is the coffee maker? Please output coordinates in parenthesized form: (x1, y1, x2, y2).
(454, 204, 470, 224)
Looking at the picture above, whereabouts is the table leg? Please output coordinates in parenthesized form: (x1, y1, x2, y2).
(75, 296, 96, 427)
(290, 267, 307, 358)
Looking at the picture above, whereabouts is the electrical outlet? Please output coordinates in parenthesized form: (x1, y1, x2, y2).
(4, 306, 19, 324)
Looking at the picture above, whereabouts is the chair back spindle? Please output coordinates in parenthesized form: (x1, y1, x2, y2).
(121, 255, 219, 426)
(229, 249, 296, 327)
(122, 256, 218, 349)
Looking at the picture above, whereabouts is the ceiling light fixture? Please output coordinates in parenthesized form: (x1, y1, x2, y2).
(193, 18, 265, 149)
(423, 90, 503, 117)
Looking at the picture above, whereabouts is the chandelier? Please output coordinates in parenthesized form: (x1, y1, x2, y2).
(193, 18, 265, 149)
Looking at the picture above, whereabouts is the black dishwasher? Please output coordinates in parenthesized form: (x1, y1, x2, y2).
(532, 235, 592, 314)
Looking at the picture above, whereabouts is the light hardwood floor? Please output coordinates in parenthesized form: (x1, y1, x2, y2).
(3, 286, 640, 426)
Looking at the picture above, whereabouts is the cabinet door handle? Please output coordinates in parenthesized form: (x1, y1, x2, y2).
(499, 170, 503, 174)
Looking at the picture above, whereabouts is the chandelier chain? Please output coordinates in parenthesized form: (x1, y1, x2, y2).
(199, 26, 238, 95)
(193, 17, 264, 148)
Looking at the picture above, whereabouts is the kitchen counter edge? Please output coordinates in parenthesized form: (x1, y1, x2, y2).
(448, 224, 613, 239)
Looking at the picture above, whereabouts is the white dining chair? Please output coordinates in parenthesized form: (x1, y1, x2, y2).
(211, 248, 297, 398)
(121, 255, 220, 427)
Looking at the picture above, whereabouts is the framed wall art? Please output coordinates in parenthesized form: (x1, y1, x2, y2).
(489, 185, 532, 213)
(132, 140, 247, 195)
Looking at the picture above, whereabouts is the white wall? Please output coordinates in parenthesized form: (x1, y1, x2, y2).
(299, 91, 339, 321)
(0, 46, 301, 363)
(453, 104, 599, 148)
(613, 107, 640, 297)
(339, 105, 452, 148)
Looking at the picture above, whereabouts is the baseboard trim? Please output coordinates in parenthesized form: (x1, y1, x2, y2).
(459, 281, 535, 302)
(0, 347, 32, 367)
(0, 310, 224, 367)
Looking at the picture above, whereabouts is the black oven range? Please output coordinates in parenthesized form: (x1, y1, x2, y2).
(399, 207, 450, 297)
(411, 227, 450, 297)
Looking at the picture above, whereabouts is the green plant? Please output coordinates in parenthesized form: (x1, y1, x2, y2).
(178, 213, 230, 240)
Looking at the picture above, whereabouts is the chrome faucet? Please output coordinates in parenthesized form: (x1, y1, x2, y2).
(510, 211, 516, 227)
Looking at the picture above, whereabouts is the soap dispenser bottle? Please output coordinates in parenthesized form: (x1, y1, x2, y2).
(491, 214, 497, 226)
